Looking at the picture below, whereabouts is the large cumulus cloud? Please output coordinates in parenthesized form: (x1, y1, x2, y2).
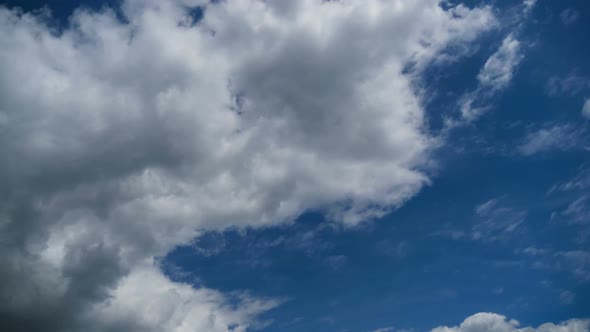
(0, 0, 496, 331)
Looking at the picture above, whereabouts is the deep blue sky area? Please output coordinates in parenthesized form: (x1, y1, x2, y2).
(1, 0, 588, 331)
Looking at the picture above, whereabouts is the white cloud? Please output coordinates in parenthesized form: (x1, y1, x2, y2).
(431, 313, 590, 332)
(0, 0, 497, 331)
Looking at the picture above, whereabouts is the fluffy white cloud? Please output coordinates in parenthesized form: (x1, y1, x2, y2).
(0, 0, 497, 331)
(432, 313, 590, 332)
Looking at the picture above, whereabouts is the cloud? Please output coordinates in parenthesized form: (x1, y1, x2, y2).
(372, 327, 397, 332)
(560, 9, 580, 26)
(0, 0, 497, 331)
(471, 198, 527, 241)
(559, 290, 575, 305)
(432, 199, 526, 242)
(517, 124, 585, 156)
(431, 313, 590, 332)
(477, 35, 524, 91)
(520, 248, 590, 282)
(546, 74, 590, 97)
(583, 99, 590, 119)
(548, 166, 590, 239)
(459, 34, 524, 121)
(523, 0, 537, 14)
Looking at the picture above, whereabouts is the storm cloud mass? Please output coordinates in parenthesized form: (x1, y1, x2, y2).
(1, 0, 582, 331)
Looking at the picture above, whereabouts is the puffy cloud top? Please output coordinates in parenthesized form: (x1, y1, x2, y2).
(432, 313, 589, 332)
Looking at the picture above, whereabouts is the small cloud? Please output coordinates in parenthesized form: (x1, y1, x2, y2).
(583, 99, 590, 119)
(555, 250, 590, 281)
(546, 73, 590, 97)
(472, 198, 526, 241)
(477, 34, 524, 92)
(376, 240, 409, 258)
(548, 167, 590, 229)
(517, 124, 584, 156)
(549, 166, 590, 193)
(523, 0, 537, 14)
(430, 229, 466, 240)
(560, 8, 580, 25)
(560, 290, 575, 305)
(325, 255, 348, 270)
(372, 327, 396, 332)
(493, 287, 504, 294)
(561, 195, 590, 225)
(433, 199, 526, 242)
(521, 246, 550, 256)
(455, 34, 526, 123)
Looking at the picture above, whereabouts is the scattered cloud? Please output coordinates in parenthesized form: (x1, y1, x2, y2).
(431, 313, 589, 332)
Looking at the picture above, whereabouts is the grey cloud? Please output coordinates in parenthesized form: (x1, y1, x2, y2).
(0, 0, 498, 331)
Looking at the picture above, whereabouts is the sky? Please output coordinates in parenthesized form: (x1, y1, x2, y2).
(0, 0, 589, 332)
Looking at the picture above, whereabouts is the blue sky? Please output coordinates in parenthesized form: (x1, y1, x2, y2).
(0, 1, 589, 332)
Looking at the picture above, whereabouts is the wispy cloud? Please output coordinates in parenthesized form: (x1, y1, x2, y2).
(517, 124, 586, 156)
(477, 35, 524, 92)
(471, 198, 527, 241)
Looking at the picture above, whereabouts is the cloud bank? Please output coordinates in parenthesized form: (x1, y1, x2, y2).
(0, 0, 500, 331)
